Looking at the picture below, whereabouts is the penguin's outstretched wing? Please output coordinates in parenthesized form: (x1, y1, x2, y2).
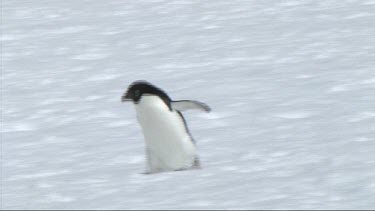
(171, 100, 211, 112)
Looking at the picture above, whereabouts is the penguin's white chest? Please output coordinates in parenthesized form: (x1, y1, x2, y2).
(135, 95, 196, 172)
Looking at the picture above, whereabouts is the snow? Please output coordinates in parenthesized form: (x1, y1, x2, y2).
(2, 0, 375, 209)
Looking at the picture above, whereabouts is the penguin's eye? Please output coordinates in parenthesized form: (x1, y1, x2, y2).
(134, 89, 140, 97)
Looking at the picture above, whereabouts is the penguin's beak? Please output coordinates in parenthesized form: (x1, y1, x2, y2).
(121, 93, 132, 102)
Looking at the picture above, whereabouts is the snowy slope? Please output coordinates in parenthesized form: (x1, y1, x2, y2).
(2, 0, 375, 209)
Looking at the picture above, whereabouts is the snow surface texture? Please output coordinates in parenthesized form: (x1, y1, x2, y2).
(2, 0, 375, 209)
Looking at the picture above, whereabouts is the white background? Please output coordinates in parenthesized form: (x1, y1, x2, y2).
(2, 0, 375, 209)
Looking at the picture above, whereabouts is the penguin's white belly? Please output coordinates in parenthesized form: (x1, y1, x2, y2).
(135, 96, 196, 172)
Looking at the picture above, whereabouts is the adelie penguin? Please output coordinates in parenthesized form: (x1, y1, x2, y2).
(122, 80, 211, 173)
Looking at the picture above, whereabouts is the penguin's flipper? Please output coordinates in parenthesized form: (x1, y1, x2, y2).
(171, 100, 211, 112)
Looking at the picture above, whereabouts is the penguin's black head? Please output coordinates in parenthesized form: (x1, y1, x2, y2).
(122, 80, 172, 107)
